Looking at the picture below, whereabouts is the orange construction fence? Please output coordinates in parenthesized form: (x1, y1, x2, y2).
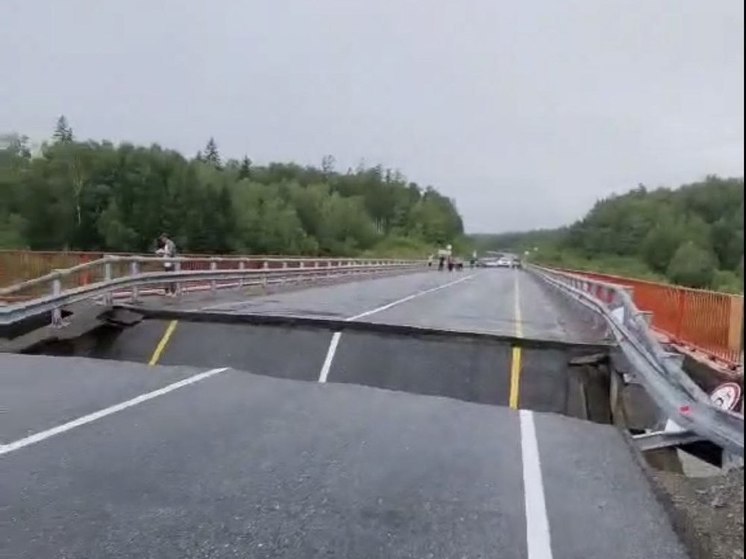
(568, 269, 743, 369)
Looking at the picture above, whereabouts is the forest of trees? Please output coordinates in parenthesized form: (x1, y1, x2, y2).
(472, 177, 744, 293)
(0, 117, 464, 257)
(3, 118, 741, 292)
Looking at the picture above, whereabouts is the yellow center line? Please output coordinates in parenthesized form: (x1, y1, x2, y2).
(509, 347, 523, 409)
(509, 271, 524, 409)
(514, 271, 524, 338)
(148, 320, 179, 366)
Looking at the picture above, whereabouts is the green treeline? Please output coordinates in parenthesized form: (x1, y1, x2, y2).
(471, 177, 744, 293)
(0, 117, 464, 257)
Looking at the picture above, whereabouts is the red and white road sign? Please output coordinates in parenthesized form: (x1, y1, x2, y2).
(709, 382, 742, 412)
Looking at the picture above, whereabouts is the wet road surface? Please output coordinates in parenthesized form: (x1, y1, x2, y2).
(0, 269, 689, 558)
(0, 354, 687, 559)
(163, 269, 608, 344)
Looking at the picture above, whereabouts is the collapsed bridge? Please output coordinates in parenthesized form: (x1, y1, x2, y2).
(0, 255, 743, 559)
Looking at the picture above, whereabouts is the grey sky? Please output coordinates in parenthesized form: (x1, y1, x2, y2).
(2, 0, 743, 232)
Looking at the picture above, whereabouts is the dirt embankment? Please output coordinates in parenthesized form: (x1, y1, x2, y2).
(655, 467, 744, 559)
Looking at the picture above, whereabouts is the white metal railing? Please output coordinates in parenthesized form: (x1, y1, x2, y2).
(0, 255, 424, 327)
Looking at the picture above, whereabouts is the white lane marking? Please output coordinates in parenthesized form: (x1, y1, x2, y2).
(0, 367, 230, 457)
(316, 274, 476, 382)
(346, 274, 475, 321)
(520, 409, 554, 559)
(318, 332, 341, 383)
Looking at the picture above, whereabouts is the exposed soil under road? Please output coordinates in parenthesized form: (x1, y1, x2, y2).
(655, 467, 744, 559)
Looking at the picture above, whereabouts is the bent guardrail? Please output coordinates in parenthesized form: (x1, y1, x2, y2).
(529, 264, 744, 457)
(0, 255, 423, 328)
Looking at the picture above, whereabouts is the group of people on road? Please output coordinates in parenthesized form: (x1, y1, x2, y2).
(427, 246, 476, 272)
(428, 254, 464, 272)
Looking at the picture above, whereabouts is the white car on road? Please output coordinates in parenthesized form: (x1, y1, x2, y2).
(496, 257, 513, 268)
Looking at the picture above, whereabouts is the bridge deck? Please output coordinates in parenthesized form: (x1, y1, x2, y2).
(0, 269, 689, 558)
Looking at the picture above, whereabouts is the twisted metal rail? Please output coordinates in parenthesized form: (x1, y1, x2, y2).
(530, 264, 743, 457)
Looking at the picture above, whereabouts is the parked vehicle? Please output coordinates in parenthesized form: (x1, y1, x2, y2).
(496, 257, 512, 268)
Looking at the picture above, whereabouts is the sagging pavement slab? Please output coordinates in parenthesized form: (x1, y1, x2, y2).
(106, 306, 613, 354)
(328, 329, 596, 415)
(0, 353, 688, 559)
(32, 314, 613, 415)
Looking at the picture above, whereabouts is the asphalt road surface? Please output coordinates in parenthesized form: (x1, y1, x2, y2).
(0, 269, 689, 558)
(0, 354, 688, 559)
(147, 268, 609, 343)
(38, 270, 612, 415)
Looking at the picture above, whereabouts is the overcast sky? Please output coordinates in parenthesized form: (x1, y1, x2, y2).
(1, 0, 743, 232)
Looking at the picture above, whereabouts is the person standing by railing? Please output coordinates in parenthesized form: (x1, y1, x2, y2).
(155, 233, 177, 297)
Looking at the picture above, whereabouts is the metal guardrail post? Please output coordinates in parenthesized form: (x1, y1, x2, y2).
(130, 261, 140, 303)
(103, 257, 113, 306)
(238, 260, 245, 287)
(51, 273, 63, 328)
(210, 259, 218, 293)
(174, 260, 182, 296)
(262, 261, 269, 289)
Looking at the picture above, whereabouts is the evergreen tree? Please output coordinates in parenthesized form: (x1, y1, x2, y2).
(52, 115, 74, 143)
(321, 154, 336, 176)
(204, 137, 221, 168)
(238, 156, 252, 180)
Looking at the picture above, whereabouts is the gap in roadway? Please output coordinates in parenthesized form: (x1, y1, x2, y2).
(316, 273, 475, 383)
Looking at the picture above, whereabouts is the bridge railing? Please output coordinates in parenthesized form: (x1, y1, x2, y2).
(0, 250, 332, 290)
(0, 255, 423, 326)
(530, 264, 743, 457)
(555, 268, 743, 369)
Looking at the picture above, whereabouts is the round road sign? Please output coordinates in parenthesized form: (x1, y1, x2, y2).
(709, 382, 742, 411)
